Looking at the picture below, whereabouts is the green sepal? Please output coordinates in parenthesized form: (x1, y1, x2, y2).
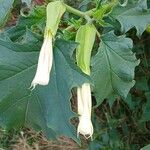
(76, 24, 97, 75)
(46, 1, 66, 36)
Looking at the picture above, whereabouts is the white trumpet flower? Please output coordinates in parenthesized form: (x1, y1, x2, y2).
(31, 33, 53, 89)
(77, 83, 93, 139)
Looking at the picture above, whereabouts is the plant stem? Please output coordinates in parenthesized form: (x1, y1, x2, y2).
(64, 4, 95, 23)
(86, 9, 96, 16)
(64, 4, 95, 17)
(64, 4, 86, 18)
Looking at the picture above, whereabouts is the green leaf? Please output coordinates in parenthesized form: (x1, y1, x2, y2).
(6, 6, 46, 41)
(141, 144, 150, 150)
(0, 29, 43, 52)
(0, 37, 89, 142)
(110, 0, 150, 36)
(0, 42, 57, 138)
(44, 39, 89, 140)
(91, 31, 139, 105)
(124, 94, 135, 110)
(135, 77, 149, 91)
(0, 0, 14, 27)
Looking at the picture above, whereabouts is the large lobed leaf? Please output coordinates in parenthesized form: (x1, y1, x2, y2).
(0, 29, 43, 52)
(111, 0, 150, 36)
(0, 0, 15, 27)
(92, 31, 140, 105)
(0, 37, 89, 142)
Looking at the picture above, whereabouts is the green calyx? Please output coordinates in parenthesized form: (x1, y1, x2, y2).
(76, 24, 97, 75)
(46, 1, 66, 36)
(44, 29, 53, 39)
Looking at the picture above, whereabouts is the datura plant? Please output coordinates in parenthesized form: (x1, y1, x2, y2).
(0, 0, 150, 148)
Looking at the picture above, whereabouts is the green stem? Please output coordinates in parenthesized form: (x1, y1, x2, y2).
(86, 9, 96, 16)
(96, 30, 101, 38)
(49, 0, 92, 17)
(64, 4, 86, 18)
(64, 24, 74, 32)
(64, 4, 94, 23)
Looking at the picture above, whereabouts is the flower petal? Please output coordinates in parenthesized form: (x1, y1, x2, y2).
(77, 83, 93, 139)
(77, 115, 93, 139)
(31, 34, 53, 88)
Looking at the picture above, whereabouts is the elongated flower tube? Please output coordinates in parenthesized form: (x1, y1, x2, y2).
(77, 83, 93, 139)
(76, 24, 96, 139)
(31, 32, 53, 89)
(31, 1, 66, 89)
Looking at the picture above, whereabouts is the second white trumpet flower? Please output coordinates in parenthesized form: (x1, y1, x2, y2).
(77, 83, 93, 139)
(31, 32, 53, 89)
